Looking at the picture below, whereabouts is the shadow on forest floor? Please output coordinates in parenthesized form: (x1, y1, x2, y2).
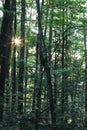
(1, 125, 87, 130)
(1, 121, 87, 130)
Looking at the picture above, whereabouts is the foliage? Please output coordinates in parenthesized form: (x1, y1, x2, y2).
(0, 0, 87, 130)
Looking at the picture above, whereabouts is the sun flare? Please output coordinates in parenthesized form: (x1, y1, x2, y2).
(14, 37, 21, 46)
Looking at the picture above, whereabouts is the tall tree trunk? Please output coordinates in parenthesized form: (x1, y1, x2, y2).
(61, 8, 68, 122)
(35, 0, 56, 129)
(53, 31, 58, 124)
(11, 0, 17, 112)
(18, 0, 25, 114)
(24, 42, 28, 112)
(35, 65, 43, 130)
(5, 0, 15, 115)
(61, 13, 65, 120)
(0, 0, 13, 121)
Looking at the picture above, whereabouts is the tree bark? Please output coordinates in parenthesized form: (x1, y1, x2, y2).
(0, 0, 13, 121)
(35, 0, 56, 129)
(18, 0, 26, 114)
(11, 0, 17, 112)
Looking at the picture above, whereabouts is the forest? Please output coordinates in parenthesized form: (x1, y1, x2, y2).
(0, 0, 87, 130)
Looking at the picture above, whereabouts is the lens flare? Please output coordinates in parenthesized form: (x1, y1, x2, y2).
(14, 37, 21, 46)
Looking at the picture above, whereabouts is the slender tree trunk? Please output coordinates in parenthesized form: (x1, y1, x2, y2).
(35, 65, 43, 130)
(35, 0, 56, 129)
(61, 8, 68, 123)
(61, 16, 65, 119)
(45, 66, 56, 126)
(18, 0, 25, 114)
(53, 31, 58, 124)
(24, 42, 28, 112)
(11, 0, 17, 112)
(34, 29, 43, 130)
(64, 27, 68, 123)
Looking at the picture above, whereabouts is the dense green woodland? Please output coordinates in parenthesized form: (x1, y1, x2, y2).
(0, 0, 87, 130)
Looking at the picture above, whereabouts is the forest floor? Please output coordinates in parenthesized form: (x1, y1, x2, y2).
(1, 125, 87, 130)
(1, 120, 87, 130)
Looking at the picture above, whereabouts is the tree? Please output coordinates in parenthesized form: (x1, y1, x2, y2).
(18, 0, 26, 114)
(0, 0, 87, 129)
(0, 0, 14, 121)
(35, 0, 56, 129)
